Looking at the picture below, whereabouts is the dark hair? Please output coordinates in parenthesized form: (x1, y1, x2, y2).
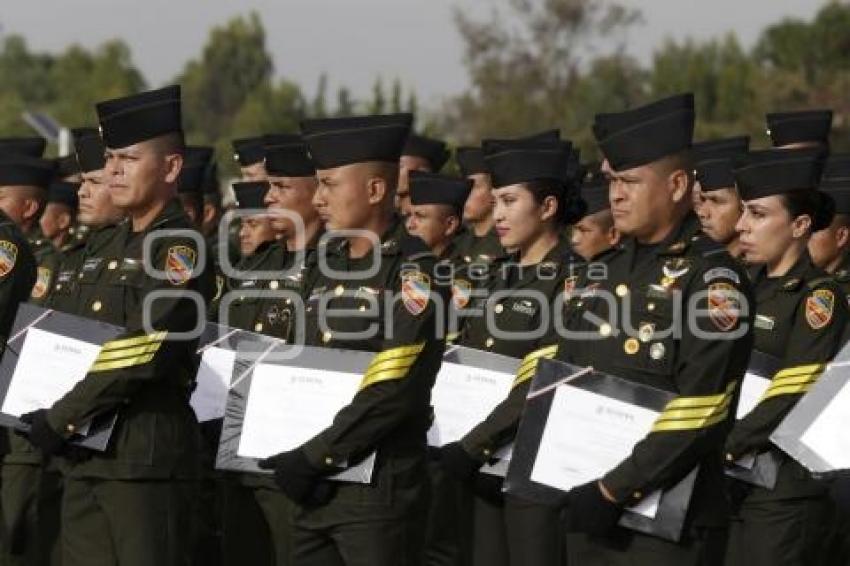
(781, 189, 835, 233)
(523, 179, 587, 226)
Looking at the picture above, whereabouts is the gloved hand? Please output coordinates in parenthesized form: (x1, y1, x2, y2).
(565, 481, 622, 537)
(19, 410, 65, 456)
(258, 449, 326, 506)
(438, 442, 482, 482)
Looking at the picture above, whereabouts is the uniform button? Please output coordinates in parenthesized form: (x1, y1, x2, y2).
(91, 301, 102, 312)
(334, 285, 345, 296)
(725, 453, 734, 462)
(254, 323, 263, 332)
(633, 491, 642, 500)
(649, 342, 666, 360)
(66, 424, 76, 434)
(322, 331, 333, 343)
(107, 260, 118, 270)
(269, 281, 279, 290)
(324, 456, 334, 466)
(485, 337, 494, 348)
(647, 302, 656, 312)
(120, 275, 127, 281)
(285, 298, 292, 305)
(615, 284, 629, 297)
(638, 323, 654, 343)
(78, 273, 84, 280)
(494, 304, 504, 314)
(55, 284, 62, 291)
(483, 448, 492, 458)
(599, 323, 612, 337)
(624, 338, 640, 355)
(576, 301, 584, 307)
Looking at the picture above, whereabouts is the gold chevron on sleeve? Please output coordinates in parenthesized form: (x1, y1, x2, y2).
(759, 363, 825, 402)
(358, 342, 426, 390)
(650, 381, 737, 432)
(88, 331, 168, 373)
(512, 344, 559, 388)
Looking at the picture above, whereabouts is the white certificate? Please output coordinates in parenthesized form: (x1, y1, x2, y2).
(237, 364, 362, 459)
(530, 385, 662, 519)
(798, 380, 850, 469)
(190, 347, 237, 422)
(1, 328, 101, 417)
(427, 361, 515, 448)
(736, 372, 771, 419)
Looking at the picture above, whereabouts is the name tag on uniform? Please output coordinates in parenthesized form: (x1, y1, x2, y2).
(755, 314, 775, 331)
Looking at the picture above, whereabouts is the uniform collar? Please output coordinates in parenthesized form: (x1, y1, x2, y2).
(754, 249, 816, 292)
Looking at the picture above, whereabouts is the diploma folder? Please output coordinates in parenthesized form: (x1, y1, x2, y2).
(216, 334, 377, 483)
(0, 304, 122, 451)
(725, 350, 783, 488)
(771, 341, 850, 474)
(504, 357, 698, 543)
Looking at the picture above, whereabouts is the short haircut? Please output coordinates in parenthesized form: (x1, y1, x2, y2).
(149, 132, 186, 156)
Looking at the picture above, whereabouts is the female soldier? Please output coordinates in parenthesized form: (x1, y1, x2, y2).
(726, 148, 848, 566)
(438, 135, 584, 566)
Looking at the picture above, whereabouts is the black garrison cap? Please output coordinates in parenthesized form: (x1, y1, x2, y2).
(402, 134, 450, 171)
(408, 171, 472, 214)
(767, 110, 832, 148)
(482, 137, 572, 190)
(72, 128, 105, 173)
(264, 134, 315, 177)
(46, 181, 80, 209)
(693, 136, 750, 191)
(96, 85, 182, 149)
(735, 148, 826, 201)
(301, 113, 413, 169)
(233, 181, 270, 210)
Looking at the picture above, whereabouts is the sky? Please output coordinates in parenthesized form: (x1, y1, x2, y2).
(0, 0, 827, 104)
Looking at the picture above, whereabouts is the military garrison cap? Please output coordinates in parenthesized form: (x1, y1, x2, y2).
(735, 148, 826, 200)
(693, 136, 750, 191)
(264, 134, 315, 177)
(300, 113, 413, 169)
(178, 147, 213, 195)
(819, 154, 850, 214)
(0, 137, 46, 158)
(593, 93, 695, 171)
(55, 155, 80, 179)
(96, 85, 183, 149)
(232, 136, 265, 166)
(579, 167, 610, 216)
(0, 155, 55, 187)
(402, 134, 450, 171)
(767, 110, 832, 148)
(203, 162, 220, 203)
(482, 137, 572, 189)
(46, 181, 80, 209)
(233, 181, 270, 210)
(408, 171, 472, 214)
(72, 128, 106, 173)
(455, 147, 486, 177)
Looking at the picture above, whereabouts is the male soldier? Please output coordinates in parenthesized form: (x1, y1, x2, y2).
(693, 136, 750, 259)
(29, 181, 79, 304)
(177, 146, 213, 228)
(767, 109, 832, 150)
(233, 136, 268, 181)
(396, 133, 450, 217)
(257, 113, 448, 566)
(405, 171, 471, 260)
(19, 85, 213, 566)
(810, 155, 850, 301)
(0, 156, 41, 566)
(452, 147, 503, 265)
(548, 94, 753, 564)
(571, 169, 620, 262)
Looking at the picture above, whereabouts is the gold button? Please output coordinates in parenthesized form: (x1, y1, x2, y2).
(494, 304, 504, 314)
(322, 331, 332, 343)
(55, 284, 62, 291)
(661, 276, 675, 287)
(647, 302, 656, 312)
(633, 491, 642, 500)
(599, 323, 612, 337)
(254, 323, 263, 332)
(107, 260, 118, 270)
(269, 281, 279, 290)
(615, 284, 628, 297)
(324, 456, 334, 466)
(91, 300, 102, 312)
(78, 273, 84, 279)
(485, 337, 494, 348)
(624, 338, 640, 355)
(464, 256, 472, 263)
(66, 424, 76, 434)
(285, 298, 292, 305)
(483, 448, 492, 457)
(726, 453, 734, 462)
(334, 285, 344, 296)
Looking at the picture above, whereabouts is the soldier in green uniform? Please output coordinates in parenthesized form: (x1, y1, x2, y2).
(692, 136, 750, 260)
(570, 168, 620, 262)
(19, 85, 213, 566)
(809, 155, 850, 302)
(256, 113, 448, 566)
(767, 109, 832, 151)
(546, 94, 753, 565)
(725, 149, 848, 566)
(453, 147, 504, 265)
(437, 135, 582, 566)
(0, 156, 43, 566)
(396, 133, 451, 218)
(233, 137, 268, 182)
(29, 181, 80, 306)
(177, 146, 213, 229)
(405, 171, 470, 262)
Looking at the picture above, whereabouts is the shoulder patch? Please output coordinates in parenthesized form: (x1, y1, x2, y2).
(31, 267, 51, 298)
(805, 289, 835, 330)
(451, 278, 472, 310)
(708, 282, 741, 331)
(704, 267, 740, 284)
(564, 276, 578, 301)
(401, 270, 431, 316)
(166, 245, 196, 285)
(0, 240, 17, 277)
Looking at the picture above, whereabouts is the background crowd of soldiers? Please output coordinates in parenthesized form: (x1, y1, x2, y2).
(0, 83, 846, 566)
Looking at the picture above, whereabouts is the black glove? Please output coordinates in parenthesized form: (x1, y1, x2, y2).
(565, 481, 622, 537)
(438, 442, 482, 482)
(19, 410, 65, 456)
(258, 449, 325, 506)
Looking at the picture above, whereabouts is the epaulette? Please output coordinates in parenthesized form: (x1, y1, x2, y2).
(807, 276, 838, 291)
